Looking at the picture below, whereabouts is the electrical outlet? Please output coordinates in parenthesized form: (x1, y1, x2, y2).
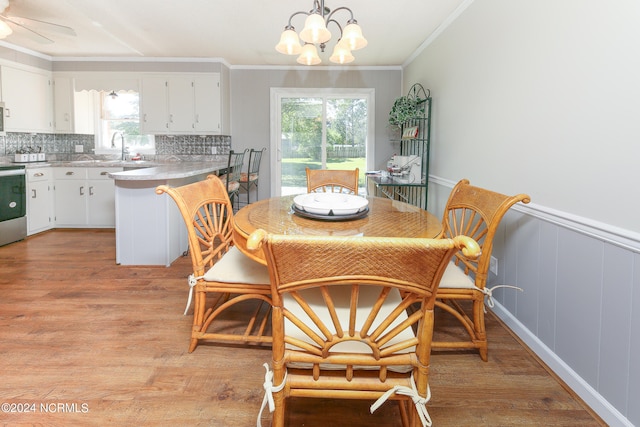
(75, 145, 84, 153)
(490, 256, 498, 275)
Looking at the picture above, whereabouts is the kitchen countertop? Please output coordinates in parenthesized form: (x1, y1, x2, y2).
(108, 160, 228, 181)
(2, 159, 229, 181)
(3, 160, 160, 169)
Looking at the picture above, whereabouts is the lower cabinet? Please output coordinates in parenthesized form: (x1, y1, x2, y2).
(53, 167, 122, 227)
(26, 168, 54, 235)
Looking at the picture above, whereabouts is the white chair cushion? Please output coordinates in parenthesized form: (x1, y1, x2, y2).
(438, 261, 475, 289)
(203, 246, 270, 285)
(284, 285, 415, 373)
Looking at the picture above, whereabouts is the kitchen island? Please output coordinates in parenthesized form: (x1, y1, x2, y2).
(109, 161, 227, 266)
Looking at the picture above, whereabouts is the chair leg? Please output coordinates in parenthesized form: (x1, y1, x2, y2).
(398, 400, 410, 427)
(189, 289, 206, 353)
(272, 392, 286, 427)
(473, 299, 488, 361)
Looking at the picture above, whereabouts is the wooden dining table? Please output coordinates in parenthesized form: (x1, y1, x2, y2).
(233, 194, 443, 264)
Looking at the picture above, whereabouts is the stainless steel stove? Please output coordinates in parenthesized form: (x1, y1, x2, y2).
(0, 164, 27, 246)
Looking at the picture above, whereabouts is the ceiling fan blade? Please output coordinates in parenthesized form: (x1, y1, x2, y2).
(7, 15, 76, 37)
(0, 15, 54, 44)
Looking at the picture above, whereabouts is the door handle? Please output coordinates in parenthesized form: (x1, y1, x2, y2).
(32, 189, 37, 198)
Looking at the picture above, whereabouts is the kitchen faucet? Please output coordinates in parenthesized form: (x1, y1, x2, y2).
(111, 131, 129, 160)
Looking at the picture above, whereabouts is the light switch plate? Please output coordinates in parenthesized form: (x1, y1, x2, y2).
(490, 256, 498, 275)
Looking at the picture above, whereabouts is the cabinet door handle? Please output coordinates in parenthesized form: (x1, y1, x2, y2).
(80, 186, 84, 196)
(64, 113, 70, 122)
(34, 172, 44, 177)
(169, 114, 173, 123)
(5, 108, 10, 118)
(100, 171, 109, 176)
(32, 189, 37, 198)
(143, 113, 147, 123)
(66, 171, 74, 176)
(89, 186, 94, 196)
(195, 114, 199, 123)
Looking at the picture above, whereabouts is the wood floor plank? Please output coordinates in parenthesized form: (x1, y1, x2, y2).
(0, 229, 604, 426)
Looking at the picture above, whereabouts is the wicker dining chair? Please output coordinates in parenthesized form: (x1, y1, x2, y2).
(155, 175, 272, 352)
(433, 179, 530, 361)
(306, 167, 359, 195)
(239, 147, 266, 208)
(247, 229, 480, 427)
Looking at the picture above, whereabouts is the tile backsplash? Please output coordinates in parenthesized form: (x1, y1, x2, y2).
(0, 132, 232, 163)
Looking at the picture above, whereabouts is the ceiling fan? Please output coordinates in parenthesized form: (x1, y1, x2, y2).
(0, 0, 76, 44)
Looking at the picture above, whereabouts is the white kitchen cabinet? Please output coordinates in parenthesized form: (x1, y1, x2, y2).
(54, 167, 122, 227)
(53, 77, 74, 133)
(87, 168, 119, 226)
(1, 65, 53, 133)
(26, 168, 54, 235)
(140, 73, 221, 134)
(141, 76, 169, 133)
(168, 75, 194, 131)
(53, 76, 96, 134)
(54, 168, 88, 226)
(193, 74, 221, 133)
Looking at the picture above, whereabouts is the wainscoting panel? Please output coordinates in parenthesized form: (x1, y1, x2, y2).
(428, 176, 637, 427)
(629, 257, 640, 424)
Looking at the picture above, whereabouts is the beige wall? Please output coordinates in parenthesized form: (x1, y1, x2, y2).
(404, 0, 640, 234)
(230, 68, 402, 199)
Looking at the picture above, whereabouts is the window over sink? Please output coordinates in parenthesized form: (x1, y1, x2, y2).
(95, 91, 155, 157)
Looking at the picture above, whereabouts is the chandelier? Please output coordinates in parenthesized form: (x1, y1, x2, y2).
(275, 0, 368, 65)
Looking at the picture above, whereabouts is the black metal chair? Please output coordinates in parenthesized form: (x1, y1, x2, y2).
(239, 147, 266, 208)
(219, 149, 247, 210)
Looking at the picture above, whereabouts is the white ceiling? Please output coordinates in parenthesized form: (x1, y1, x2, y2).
(0, 0, 467, 66)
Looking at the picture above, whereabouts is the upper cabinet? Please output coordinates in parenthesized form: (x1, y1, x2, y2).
(0, 65, 53, 133)
(53, 76, 74, 133)
(53, 76, 95, 134)
(140, 73, 222, 135)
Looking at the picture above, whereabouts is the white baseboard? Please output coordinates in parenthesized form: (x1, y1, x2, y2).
(491, 302, 633, 427)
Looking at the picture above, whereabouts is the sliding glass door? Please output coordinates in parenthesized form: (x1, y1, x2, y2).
(270, 88, 374, 196)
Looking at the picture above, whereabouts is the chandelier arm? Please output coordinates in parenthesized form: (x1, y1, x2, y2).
(326, 19, 343, 38)
(324, 6, 355, 24)
(285, 10, 311, 28)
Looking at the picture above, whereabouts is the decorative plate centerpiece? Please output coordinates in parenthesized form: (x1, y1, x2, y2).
(292, 193, 369, 221)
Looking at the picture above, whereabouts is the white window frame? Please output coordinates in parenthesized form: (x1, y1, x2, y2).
(270, 87, 375, 197)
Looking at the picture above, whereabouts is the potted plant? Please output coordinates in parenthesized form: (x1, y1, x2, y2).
(388, 95, 425, 128)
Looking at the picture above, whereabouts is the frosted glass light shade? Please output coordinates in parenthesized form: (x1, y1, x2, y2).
(275, 29, 302, 55)
(0, 20, 13, 38)
(329, 40, 354, 64)
(297, 43, 321, 65)
(342, 22, 367, 51)
(299, 13, 331, 44)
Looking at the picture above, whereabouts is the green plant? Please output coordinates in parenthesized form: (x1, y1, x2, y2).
(388, 96, 425, 128)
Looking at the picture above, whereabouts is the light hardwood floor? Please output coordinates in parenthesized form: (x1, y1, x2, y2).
(0, 229, 604, 426)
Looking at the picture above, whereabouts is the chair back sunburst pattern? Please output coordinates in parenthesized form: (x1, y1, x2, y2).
(248, 230, 480, 427)
(306, 167, 359, 195)
(435, 178, 530, 361)
(158, 176, 234, 276)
